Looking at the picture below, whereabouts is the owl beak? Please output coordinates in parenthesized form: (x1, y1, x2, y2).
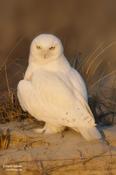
(44, 54, 47, 59)
(43, 52, 48, 59)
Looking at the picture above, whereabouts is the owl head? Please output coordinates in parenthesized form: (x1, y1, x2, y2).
(29, 34, 64, 64)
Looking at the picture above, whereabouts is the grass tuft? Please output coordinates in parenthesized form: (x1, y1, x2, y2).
(0, 90, 29, 123)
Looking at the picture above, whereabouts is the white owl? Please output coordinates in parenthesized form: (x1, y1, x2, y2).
(17, 34, 102, 141)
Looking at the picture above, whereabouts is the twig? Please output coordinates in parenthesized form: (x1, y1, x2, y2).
(0, 36, 24, 73)
(86, 41, 116, 74)
(4, 64, 10, 97)
(91, 70, 116, 89)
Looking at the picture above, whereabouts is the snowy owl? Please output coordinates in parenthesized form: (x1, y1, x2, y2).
(17, 34, 102, 141)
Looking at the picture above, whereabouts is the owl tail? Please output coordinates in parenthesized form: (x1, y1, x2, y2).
(76, 126, 102, 141)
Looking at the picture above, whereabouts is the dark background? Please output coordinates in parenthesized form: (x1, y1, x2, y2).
(0, 0, 116, 115)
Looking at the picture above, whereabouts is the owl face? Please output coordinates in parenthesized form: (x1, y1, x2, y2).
(30, 34, 64, 63)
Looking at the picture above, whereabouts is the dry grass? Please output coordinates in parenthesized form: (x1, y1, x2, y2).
(0, 90, 27, 123)
(0, 128, 10, 150)
(0, 63, 36, 123)
(73, 42, 116, 125)
(0, 89, 45, 126)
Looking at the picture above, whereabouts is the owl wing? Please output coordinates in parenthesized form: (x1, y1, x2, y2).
(31, 71, 101, 140)
(68, 68, 88, 102)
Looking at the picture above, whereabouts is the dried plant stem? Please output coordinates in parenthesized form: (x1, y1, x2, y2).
(4, 64, 10, 97)
(0, 36, 24, 72)
(85, 42, 104, 63)
(78, 42, 104, 70)
(86, 41, 116, 74)
(91, 69, 116, 89)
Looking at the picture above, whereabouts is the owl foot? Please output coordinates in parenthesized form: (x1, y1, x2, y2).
(33, 123, 65, 134)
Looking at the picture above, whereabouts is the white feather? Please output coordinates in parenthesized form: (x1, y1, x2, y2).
(17, 34, 102, 141)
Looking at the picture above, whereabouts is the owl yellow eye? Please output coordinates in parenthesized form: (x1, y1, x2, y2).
(49, 46, 55, 50)
(36, 45, 41, 49)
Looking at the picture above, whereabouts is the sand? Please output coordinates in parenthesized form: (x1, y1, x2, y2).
(0, 121, 116, 175)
